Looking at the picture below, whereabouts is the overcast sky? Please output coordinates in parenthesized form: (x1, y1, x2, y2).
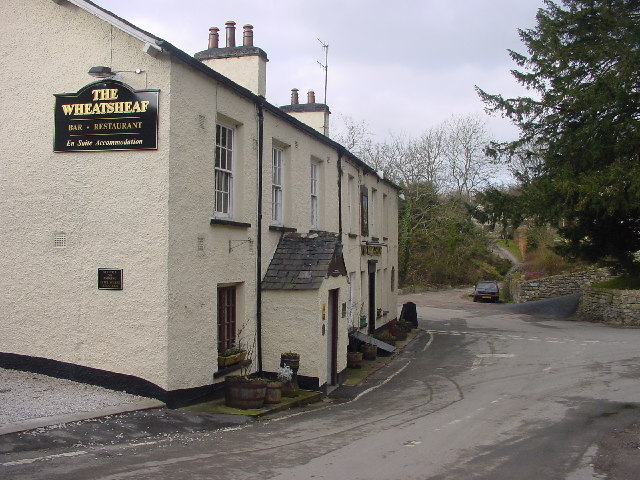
(97, 0, 546, 143)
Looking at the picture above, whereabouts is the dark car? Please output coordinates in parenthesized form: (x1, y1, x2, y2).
(473, 281, 500, 303)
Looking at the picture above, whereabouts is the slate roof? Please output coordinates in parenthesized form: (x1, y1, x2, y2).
(262, 232, 346, 290)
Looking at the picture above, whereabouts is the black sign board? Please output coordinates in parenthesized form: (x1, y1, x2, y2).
(98, 269, 123, 290)
(54, 80, 159, 152)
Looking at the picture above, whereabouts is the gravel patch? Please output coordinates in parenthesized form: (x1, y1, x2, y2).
(0, 367, 149, 424)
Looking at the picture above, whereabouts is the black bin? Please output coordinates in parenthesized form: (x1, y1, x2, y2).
(400, 301, 418, 328)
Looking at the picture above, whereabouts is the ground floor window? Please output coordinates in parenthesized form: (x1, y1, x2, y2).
(217, 286, 237, 353)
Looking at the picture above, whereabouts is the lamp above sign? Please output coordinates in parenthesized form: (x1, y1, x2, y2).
(54, 80, 159, 152)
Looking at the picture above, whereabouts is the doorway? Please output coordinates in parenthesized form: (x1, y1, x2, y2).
(368, 260, 377, 334)
(327, 288, 339, 386)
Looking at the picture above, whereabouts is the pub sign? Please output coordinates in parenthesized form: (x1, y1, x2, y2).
(54, 80, 159, 152)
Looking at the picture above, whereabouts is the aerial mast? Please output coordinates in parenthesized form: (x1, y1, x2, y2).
(317, 38, 329, 105)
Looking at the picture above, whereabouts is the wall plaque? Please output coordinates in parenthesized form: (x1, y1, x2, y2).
(98, 269, 123, 290)
(54, 80, 159, 152)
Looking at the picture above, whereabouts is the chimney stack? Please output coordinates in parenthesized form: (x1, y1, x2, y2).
(280, 88, 330, 136)
(195, 21, 268, 97)
(225, 21, 236, 47)
(243, 24, 254, 46)
(208, 27, 219, 49)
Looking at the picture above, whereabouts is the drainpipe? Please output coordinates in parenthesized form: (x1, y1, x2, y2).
(337, 150, 345, 238)
(256, 99, 264, 373)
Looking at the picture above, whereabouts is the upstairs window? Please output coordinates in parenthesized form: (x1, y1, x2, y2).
(347, 175, 355, 234)
(215, 124, 234, 217)
(382, 193, 388, 237)
(272, 147, 284, 225)
(311, 161, 319, 229)
(370, 188, 377, 238)
(360, 185, 369, 237)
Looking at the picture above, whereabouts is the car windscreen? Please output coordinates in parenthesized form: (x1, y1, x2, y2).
(476, 282, 498, 292)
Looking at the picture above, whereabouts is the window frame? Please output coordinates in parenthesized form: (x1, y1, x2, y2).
(360, 185, 369, 237)
(272, 146, 284, 225)
(310, 161, 319, 229)
(217, 285, 237, 354)
(214, 123, 234, 218)
(370, 188, 377, 238)
(347, 175, 355, 234)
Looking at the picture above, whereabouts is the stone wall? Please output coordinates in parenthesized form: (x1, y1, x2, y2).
(578, 287, 640, 326)
(509, 268, 612, 303)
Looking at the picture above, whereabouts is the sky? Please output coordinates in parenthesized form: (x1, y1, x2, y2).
(96, 0, 547, 143)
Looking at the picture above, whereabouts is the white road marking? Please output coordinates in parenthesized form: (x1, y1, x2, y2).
(476, 354, 515, 358)
(427, 330, 599, 346)
(403, 440, 422, 447)
(2, 450, 88, 466)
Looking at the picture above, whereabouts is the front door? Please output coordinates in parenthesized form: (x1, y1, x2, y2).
(327, 289, 339, 385)
(368, 260, 377, 334)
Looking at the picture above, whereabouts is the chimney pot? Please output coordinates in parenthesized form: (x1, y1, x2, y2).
(208, 27, 219, 49)
(307, 90, 316, 104)
(225, 21, 236, 47)
(291, 88, 299, 105)
(243, 24, 254, 46)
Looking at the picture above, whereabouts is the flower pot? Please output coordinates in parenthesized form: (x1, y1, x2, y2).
(392, 329, 407, 341)
(264, 382, 282, 404)
(280, 353, 300, 393)
(347, 351, 364, 369)
(362, 344, 377, 360)
(225, 376, 267, 409)
(280, 353, 300, 370)
(218, 350, 247, 368)
(375, 336, 396, 346)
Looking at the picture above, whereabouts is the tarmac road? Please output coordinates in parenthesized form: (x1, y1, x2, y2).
(2, 289, 640, 479)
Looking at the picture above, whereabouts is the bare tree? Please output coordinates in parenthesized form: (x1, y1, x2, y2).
(443, 114, 493, 199)
(404, 125, 448, 193)
(331, 115, 372, 154)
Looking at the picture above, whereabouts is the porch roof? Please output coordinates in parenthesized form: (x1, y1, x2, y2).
(262, 232, 346, 290)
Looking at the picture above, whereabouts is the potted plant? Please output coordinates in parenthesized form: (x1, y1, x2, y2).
(375, 330, 397, 346)
(280, 352, 300, 370)
(278, 364, 298, 397)
(362, 343, 377, 360)
(224, 375, 268, 409)
(223, 338, 267, 409)
(217, 343, 247, 368)
(347, 350, 363, 368)
(347, 337, 363, 368)
(398, 319, 413, 332)
(389, 321, 407, 341)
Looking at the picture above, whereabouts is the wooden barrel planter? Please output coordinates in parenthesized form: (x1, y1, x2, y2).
(225, 376, 267, 409)
(347, 351, 364, 368)
(280, 353, 300, 394)
(280, 353, 300, 370)
(264, 382, 282, 404)
(392, 329, 408, 341)
(362, 343, 377, 360)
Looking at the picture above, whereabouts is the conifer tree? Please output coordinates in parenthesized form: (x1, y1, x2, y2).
(477, 0, 640, 269)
